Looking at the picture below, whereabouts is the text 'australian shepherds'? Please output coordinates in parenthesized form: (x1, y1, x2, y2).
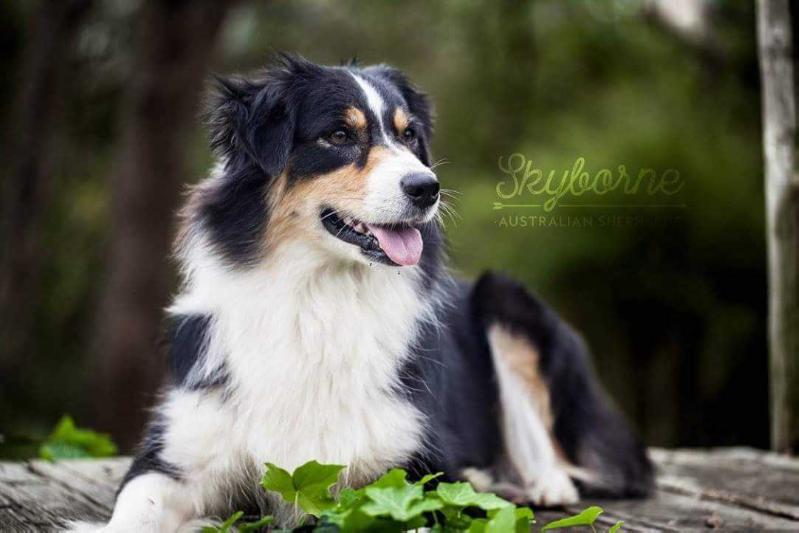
(76, 55, 652, 531)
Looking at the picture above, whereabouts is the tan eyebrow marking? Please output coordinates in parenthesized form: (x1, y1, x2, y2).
(393, 107, 410, 133)
(345, 106, 367, 131)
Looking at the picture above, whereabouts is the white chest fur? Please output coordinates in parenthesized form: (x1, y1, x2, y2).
(162, 243, 433, 487)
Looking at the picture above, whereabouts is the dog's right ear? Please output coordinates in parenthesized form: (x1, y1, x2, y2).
(206, 73, 295, 177)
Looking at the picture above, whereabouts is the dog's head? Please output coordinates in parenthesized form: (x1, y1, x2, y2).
(201, 55, 439, 269)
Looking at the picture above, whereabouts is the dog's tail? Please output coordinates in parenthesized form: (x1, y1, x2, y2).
(472, 271, 654, 498)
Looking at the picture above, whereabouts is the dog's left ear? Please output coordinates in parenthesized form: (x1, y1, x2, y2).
(206, 71, 296, 176)
(365, 66, 434, 166)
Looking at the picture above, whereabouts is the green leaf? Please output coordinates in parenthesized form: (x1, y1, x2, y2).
(542, 506, 604, 530)
(261, 461, 344, 517)
(337, 487, 363, 507)
(371, 468, 409, 488)
(415, 472, 444, 486)
(436, 482, 513, 511)
(293, 461, 346, 492)
(201, 511, 243, 533)
(362, 485, 442, 522)
(469, 518, 488, 533)
(38, 416, 117, 461)
(293, 461, 346, 516)
(485, 506, 516, 533)
(262, 463, 296, 502)
(608, 520, 624, 533)
(237, 515, 274, 532)
(514, 507, 535, 533)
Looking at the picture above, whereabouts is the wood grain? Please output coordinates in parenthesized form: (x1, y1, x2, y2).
(1, 449, 798, 531)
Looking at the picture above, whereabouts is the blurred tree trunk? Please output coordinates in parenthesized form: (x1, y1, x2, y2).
(91, 0, 232, 449)
(757, 0, 799, 454)
(0, 0, 92, 384)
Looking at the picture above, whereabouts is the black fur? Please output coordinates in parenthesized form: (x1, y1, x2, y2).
(120, 56, 653, 510)
(399, 273, 653, 498)
(168, 314, 227, 390)
(119, 421, 180, 494)
(198, 55, 436, 267)
(470, 272, 654, 497)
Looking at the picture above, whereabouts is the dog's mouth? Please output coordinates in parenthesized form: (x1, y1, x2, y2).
(320, 208, 424, 267)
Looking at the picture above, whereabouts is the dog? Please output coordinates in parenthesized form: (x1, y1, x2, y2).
(81, 55, 653, 531)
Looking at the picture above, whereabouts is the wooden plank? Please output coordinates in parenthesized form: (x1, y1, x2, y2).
(651, 447, 799, 519)
(1, 450, 798, 531)
(0, 461, 110, 531)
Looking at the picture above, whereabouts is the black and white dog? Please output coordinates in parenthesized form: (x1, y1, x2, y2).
(82, 55, 652, 531)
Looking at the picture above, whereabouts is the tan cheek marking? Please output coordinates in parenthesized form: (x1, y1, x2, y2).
(393, 108, 409, 133)
(265, 146, 393, 250)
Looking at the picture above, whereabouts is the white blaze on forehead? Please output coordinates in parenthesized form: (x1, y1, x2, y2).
(351, 72, 389, 143)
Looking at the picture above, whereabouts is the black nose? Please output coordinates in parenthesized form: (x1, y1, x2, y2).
(401, 173, 440, 209)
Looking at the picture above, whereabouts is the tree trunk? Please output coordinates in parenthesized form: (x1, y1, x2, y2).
(0, 0, 92, 385)
(757, 0, 799, 454)
(91, 0, 232, 449)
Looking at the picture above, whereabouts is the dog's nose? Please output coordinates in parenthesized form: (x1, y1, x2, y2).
(401, 173, 440, 208)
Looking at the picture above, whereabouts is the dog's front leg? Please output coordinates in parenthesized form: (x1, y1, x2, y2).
(68, 472, 199, 533)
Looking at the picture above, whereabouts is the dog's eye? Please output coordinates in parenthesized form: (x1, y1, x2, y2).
(402, 127, 417, 142)
(329, 129, 350, 145)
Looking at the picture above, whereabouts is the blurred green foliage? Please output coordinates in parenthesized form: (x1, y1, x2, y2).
(0, 0, 766, 448)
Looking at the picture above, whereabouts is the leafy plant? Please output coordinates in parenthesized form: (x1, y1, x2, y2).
(202, 512, 273, 533)
(262, 460, 346, 516)
(38, 415, 117, 460)
(255, 460, 618, 532)
(541, 506, 623, 533)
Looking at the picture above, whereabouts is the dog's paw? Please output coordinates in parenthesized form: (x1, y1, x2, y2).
(525, 468, 579, 507)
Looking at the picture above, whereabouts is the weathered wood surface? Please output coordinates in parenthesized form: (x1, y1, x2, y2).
(1, 448, 798, 531)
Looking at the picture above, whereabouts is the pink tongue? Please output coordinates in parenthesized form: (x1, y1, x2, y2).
(366, 224, 424, 266)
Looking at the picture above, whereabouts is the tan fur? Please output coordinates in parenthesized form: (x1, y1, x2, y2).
(489, 325, 554, 429)
(393, 108, 409, 133)
(345, 106, 368, 131)
(265, 146, 392, 251)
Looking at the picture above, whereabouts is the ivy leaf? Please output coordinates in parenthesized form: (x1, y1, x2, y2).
(468, 518, 488, 533)
(514, 507, 535, 533)
(415, 472, 444, 486)
(436, 482, 513, 511)
(237, 515, 274, 532)
(201, 511, 243, 533)
(262, 463, 296, 502)
(370, 468, 409, 488)
(542, 506, 604, 530)
(485, 506, 516, 533)
(261, 461, 345, 517)
(38, 416, 117, 461)
(362, 485, 442, 522)
(609, 520, 624, 533)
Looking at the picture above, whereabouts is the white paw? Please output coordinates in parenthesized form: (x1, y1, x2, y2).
(525, 468, 579, 507)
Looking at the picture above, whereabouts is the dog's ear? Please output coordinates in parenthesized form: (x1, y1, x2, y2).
(206, 69, 295, 176)
(366, 65, 434, 166)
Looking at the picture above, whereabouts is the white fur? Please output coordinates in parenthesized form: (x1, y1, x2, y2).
(364, 147, 438, 224)
(95, 222, 440, 530)
(487, 326, 579, 506)
(351, 73, 388, 144)
(94, 74, 445, 530)
(349, 72, 439, 223)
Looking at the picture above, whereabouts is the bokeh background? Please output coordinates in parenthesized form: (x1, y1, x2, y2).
(0, 0, 771, 452)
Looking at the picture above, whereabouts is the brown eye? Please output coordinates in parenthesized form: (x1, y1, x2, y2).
(329, 129, 349, 145)
(403, 127, 417, 142)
